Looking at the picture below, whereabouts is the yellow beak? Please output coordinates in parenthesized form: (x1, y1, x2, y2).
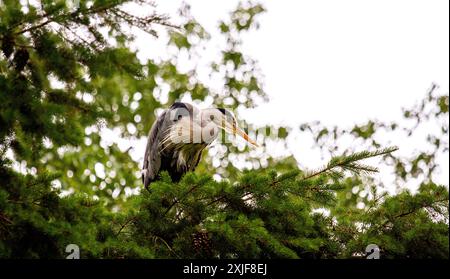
(233, 126, 259, 147)
(221, 120, 259, 147)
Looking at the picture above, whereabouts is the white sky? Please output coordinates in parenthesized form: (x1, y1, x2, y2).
(127, 0, 449, 193)
(241, 0, 449, 126)
(149, 0, 449, 126)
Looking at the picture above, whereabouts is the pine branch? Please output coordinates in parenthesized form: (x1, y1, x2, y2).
(14, 2, 122, 36)
(379, 198, 449, 230)
(163, 183, 201, 216)
(301, 146, 398, 181)
(152, 235, 181, 259)
(115, 216, 137, 236)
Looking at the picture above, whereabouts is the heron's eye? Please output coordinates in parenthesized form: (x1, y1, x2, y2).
(178, 115, 182, 120)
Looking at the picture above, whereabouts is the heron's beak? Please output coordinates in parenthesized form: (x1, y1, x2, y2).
(233, 126, 259, 147)
(222, 121, 259, 147)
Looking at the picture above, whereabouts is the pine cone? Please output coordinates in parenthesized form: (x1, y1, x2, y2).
(192, 230, 212, 257)
(1, 34, 14, 59)
(12, 48, 29, 71)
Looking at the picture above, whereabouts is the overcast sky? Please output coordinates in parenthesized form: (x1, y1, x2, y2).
(127, 0, 449, 192)
(149, 0, 449, 125)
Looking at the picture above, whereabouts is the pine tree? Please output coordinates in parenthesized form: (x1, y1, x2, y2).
(1, 1, 448, 258)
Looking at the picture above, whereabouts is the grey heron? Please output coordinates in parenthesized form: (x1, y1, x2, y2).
(142, 102, 258, 189)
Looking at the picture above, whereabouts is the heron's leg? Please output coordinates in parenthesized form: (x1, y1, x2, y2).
(144, 183, 152, 194)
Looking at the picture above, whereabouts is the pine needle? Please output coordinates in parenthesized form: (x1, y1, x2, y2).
(301, 146, 398, 181)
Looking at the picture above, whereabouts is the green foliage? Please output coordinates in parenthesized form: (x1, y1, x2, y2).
(0, 1, 448, 259)
(338, 182, 449, 258)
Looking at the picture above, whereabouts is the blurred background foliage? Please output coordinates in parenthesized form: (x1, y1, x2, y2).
(0, 0, 448, 258)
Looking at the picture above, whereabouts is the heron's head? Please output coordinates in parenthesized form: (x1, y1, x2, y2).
(163, 103, 258, 148)
(202, 107, 259, 147)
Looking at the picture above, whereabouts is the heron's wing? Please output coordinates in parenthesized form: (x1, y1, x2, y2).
(142, 111, 167, 188)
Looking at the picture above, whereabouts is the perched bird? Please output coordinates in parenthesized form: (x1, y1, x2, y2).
(142, 102, 258, 189)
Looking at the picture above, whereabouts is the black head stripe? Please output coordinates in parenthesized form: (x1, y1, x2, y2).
(169, 102, 192, 121)
(218, 108, 227, 115)
(171, 102, 189, 110)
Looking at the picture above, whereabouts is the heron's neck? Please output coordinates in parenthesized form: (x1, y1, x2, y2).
(175, 144, 206, 172)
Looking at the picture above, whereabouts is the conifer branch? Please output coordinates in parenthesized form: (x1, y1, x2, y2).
(163, 183, 201, 216)
(153, 235, 181, 259)
(116, 216, 137, 236)
(0, 213, 12, 225)
(381, 198, 449, 227)
(301, 146, 398, 181)
(14, 3, 122, 35)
